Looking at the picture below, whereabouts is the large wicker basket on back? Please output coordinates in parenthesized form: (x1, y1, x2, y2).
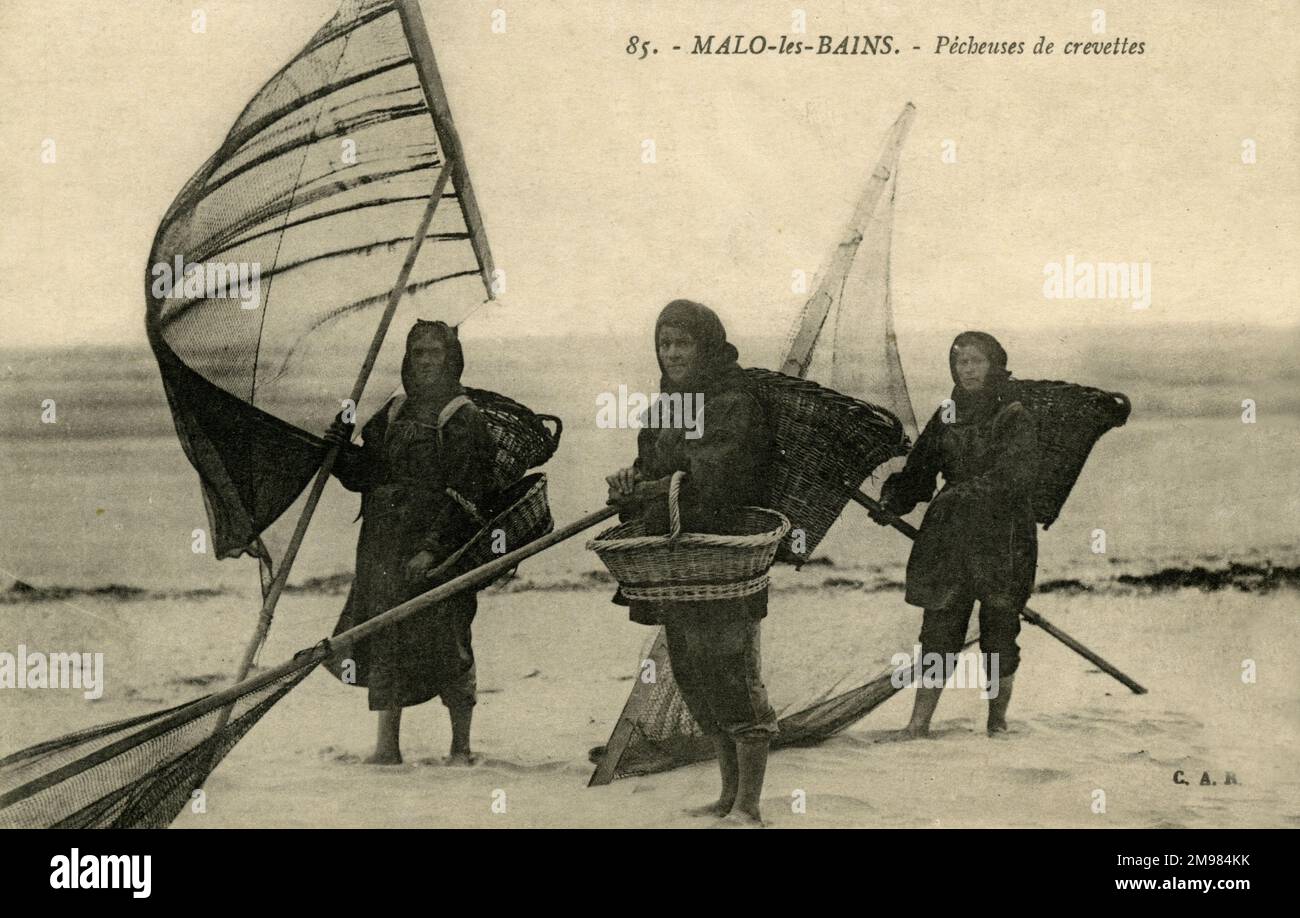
(588, 471, 790, 602)
(464, 388, 562, 492)
(1005, 379, 1131, 528)
(742, 368, 910, 565)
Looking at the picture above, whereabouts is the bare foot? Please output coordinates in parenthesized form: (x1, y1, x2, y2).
(683, 799, 734, 818)
(443, 750, 480, 767)
(877, 724, 930, 743)
(715, 810, 764, 828)
(987, 719, 1009, 737)
(364, 749, 403, 765)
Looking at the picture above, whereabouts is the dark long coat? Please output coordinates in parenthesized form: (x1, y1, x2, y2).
(882, 393, 1040, 611)
(616, 369, 769, 626)
(325, 394, 494, 710)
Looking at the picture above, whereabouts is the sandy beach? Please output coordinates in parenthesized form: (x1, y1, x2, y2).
(3, 557, 1297, 829)
(0, 0, 1297, 857)
(2, 329, 1297, 828)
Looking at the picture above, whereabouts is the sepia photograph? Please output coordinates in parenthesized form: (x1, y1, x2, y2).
(0, 0, 1295, 887)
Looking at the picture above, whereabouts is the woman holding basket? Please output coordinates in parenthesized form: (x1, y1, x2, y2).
(605, 299, 778, 826)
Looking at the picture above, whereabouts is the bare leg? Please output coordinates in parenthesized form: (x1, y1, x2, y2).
(683, 736, 738, 817)
(895, 600, 972, 741)
(986, 672, 1015, 735)
(902, 686, 944, 738)
(444, 703, 477, 765)
(365, 708, 403, 764)
(719, 735, 768, 826)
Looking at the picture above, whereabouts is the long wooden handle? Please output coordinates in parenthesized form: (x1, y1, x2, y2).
(780, 103, 915, 378)
(330, 505, 618, 651)
(3, 505, 619, 809)
(848, 490, 1147, 695)
(229, 162, 455, 684)
(1017, 606, 1148, 694)
(208, 164, 457, 763)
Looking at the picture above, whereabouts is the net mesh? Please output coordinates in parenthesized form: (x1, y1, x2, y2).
(595, 634, 918, 778)
(146, 0, 491, 563)
(591, 108, 922, 783)
(0, 0, 521, 830)
(0, 651, 322, 829)
(590, 102, 1131, 780)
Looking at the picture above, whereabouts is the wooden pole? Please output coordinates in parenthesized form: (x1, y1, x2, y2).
(226, 161, 454, 691)
(590, 104, 920, 787)
(224, 4, 499, 696)
(396, 0, 495, 296)
(1, 505, 619, 810)
(586, 629, 667, 787)
(780, 103, 915, 378)
(333, 505, 617, 651)
(848, 490, 1147, 694)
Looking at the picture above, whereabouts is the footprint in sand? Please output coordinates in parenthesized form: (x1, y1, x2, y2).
(319, 746, 365, 765)
(415, 753, 484, 768)
(319, 746, 406, 767)
(867, 724, 975, 744)
(987, 722, 1033, 739)
(410, 754, 572, 774)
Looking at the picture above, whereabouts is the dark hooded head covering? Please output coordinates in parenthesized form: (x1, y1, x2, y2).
(948, 330, 1012, 422)
(653, 299, 745, 396)
(401, 319, 464, 406)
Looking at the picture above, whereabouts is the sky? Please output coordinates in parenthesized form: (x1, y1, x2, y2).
(0, 0, 1296, 351)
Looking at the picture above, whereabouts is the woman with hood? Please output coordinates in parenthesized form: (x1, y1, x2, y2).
(605, 299, 778, 826)
(323, 320, 494, 765)
(877, 331, 1040, 737)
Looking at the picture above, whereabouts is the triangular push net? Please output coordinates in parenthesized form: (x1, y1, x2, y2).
(145, 0, 493, 566)
(589, 105, 923, 783)
(0, 648, 324, 829)
(0, 0, 503, 830)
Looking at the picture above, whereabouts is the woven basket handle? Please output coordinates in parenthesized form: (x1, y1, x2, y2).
(538, 414, 563, 447)
(667, 470, 686, 541)
(446, 487, 486, 527)
(1105, 391, 1132, 426)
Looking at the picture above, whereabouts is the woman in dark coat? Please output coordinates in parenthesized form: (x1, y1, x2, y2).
(878, 331, 1039, 736)
(605, 299, 778, 826)
(324, 320, 494, 765)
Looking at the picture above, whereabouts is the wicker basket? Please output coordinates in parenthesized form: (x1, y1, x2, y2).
(742, 368, 909, 565)
(464, 388, 562, 491)
(587, 471, 790, 602)
(424, 473, 555, 588)
(1005, 379, 1131, 529)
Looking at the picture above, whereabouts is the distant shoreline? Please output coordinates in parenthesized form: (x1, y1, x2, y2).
(5, 555, 1297, 606)
(1, 316, 1297, 354)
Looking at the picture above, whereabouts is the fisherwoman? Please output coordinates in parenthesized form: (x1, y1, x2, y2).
(323, 320, 494, 765)
(605, 299, 778, 826)
(876, 331, 1039, 736)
